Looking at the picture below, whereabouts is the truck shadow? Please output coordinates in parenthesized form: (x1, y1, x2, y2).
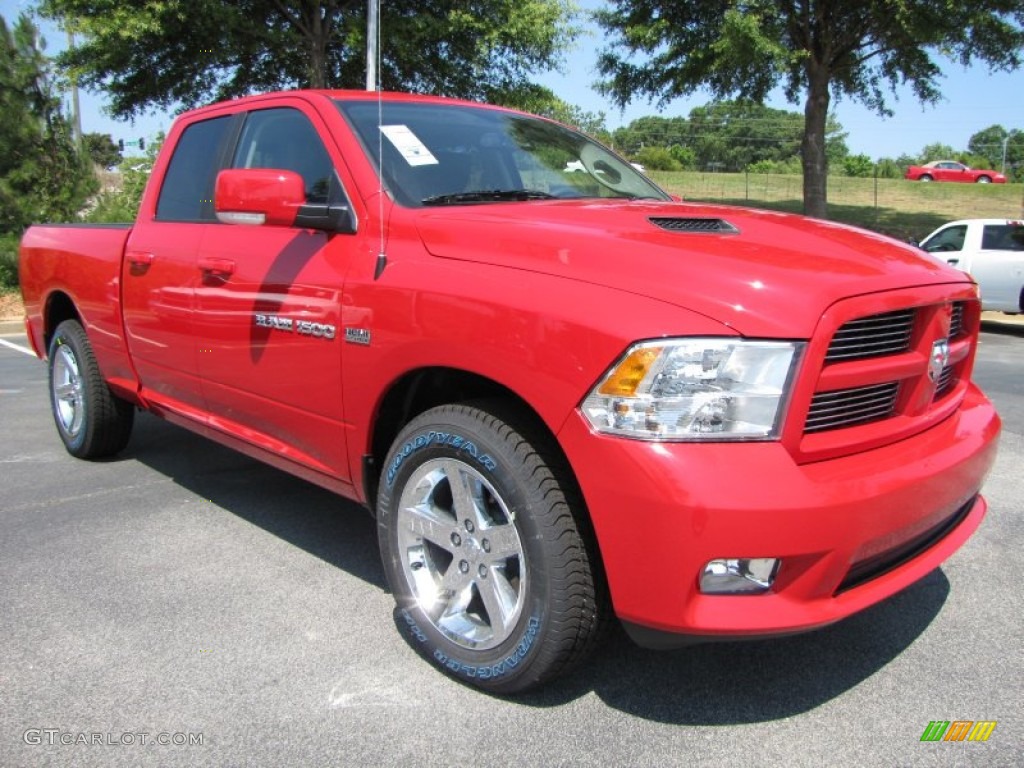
(125, 411, 386, 591)
(123, 410, 947, 724)
(980, 318, 1024, 338)
(524, 568, 948, 723)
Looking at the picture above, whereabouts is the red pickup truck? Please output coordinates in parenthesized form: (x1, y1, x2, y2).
(19, 90, 1000, 693)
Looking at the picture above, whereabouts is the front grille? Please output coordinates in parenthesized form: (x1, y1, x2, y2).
(648, 217, 739, 234)
(825, 309, 915, 362)
(805, 382, 900, 433)
(798, 292, 977, 457)
(949, 302, 965, 338)
(835, 497, 976, 595)
(934, 366, 956, 398)
(933, 301, 966, 401)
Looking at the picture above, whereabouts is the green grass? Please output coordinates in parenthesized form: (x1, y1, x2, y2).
(650, 171, 1024, 242)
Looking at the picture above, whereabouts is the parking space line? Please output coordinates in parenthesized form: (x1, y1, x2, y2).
(0, 338, 35, 357)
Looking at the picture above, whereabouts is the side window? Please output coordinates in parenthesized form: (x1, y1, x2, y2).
(982, 224, 1024, 251)
(232, 108, 335, 203)
(925, 225, 967, 253)
(156, 116, 233, 221)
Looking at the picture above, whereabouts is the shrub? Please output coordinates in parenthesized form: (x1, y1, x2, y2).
(0, 232, 19, 290)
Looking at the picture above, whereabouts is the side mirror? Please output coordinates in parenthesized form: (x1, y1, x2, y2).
(215, 169, 304, 227)
(215, 168, 357, 234)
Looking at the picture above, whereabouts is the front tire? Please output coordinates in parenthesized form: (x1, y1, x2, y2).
(377, 402, 606, 693)
(48, 319, 134, 459)
(919, 174, 933, 182)
(976, 175, 992, 183)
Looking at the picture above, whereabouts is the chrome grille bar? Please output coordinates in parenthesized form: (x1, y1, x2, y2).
(825, 310, 915, 362)
(805, 382, 900, 433)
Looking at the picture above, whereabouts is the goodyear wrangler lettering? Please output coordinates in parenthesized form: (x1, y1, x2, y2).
(385, 431, 497, 487)
(429, 617, 540, 680)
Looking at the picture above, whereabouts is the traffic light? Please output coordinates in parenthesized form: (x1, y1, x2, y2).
(118, 139, 124, 152)
(139, 139, 145, 150)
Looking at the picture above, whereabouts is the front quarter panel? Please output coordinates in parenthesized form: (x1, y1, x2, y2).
(338, 229, 736, 496)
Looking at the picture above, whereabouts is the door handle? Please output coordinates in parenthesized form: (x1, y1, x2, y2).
(199, 257, 235, 277)
(126, 250, 155, 268)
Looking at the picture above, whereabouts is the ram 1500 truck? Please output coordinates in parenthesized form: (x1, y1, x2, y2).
(19, 90, 1001, 693)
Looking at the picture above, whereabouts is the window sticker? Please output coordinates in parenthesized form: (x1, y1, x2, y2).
(380, 125, 438, 166)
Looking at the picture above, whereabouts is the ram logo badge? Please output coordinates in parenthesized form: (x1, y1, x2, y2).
(929, 338, 950, 382)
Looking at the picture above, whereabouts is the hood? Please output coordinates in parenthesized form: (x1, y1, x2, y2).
(413, 200, 964, 338)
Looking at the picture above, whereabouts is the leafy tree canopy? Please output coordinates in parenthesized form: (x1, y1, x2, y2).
(83, 131, 120, 169)
(0, 12, 96, 233)
(595, 0, 1024, 217)
(41, 0, 581, 119)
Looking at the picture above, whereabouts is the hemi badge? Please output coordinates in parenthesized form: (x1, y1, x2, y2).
(344, 327, 371, 346)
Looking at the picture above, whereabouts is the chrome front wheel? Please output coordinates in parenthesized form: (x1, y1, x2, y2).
(396, 457, 526, 651)
(378, 402, 607, 693)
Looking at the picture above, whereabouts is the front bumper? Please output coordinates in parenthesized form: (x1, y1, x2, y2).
(558, 382, 1000, 644)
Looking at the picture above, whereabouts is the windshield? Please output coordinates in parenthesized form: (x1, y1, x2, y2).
(336, 99, 670, 207)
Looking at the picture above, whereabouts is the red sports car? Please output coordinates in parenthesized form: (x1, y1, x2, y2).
(905, 160, 1006, 183)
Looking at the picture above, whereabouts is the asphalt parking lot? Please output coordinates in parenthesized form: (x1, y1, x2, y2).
(1, 319, 1022, 767)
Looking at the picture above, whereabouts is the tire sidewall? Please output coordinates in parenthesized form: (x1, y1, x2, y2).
(377, 408, 555, 691)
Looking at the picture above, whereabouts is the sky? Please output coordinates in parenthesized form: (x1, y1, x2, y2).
(3, 0, 1022, 162)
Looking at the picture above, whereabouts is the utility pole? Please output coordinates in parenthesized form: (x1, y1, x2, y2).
(1001, 136, 1009, 175)
(365, 0, 378, 91)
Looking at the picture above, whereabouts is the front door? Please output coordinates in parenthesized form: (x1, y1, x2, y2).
(194, 104, 354, 481)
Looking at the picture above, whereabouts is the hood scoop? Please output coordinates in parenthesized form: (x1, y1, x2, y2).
(649, 216, 739, 234)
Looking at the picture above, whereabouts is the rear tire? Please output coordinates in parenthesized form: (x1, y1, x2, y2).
(377, 402, 607, 693)
(48, 319, 134, 459)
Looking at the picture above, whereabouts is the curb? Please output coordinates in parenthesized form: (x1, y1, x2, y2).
(981, 311, 1024, 327)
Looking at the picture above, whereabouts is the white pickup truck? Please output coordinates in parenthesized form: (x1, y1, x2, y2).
(920, 219, 1024, 314)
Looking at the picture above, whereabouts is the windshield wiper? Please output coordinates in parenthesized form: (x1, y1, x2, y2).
(421, 189, 559, 205)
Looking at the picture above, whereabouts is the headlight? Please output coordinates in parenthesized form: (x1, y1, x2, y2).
(580, 338, 803, 440)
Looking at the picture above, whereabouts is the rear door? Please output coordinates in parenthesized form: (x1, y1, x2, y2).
(194, 101, 358, 482)
(971, 223, 1024, 312)
(122, 115, 236, 414)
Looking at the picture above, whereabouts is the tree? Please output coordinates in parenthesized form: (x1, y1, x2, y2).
(86, 134, 163, 223)
(841, 154, 874, 178)
(610, 102, 846, 173)
(918, 143, 959, 163)
(632, 146, 681, 171)
(595, 1, 1024, 218)
(0, 12, 96, 234)
(82, 132, 120, 169)
(686, 101, 848, 173)
(518, 88, 610, 139)
(968, 124, 1024, 178)
(42, 0, 581, 119)
(1003, 130, 1024, 181)
(611, 115, 689, 154)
